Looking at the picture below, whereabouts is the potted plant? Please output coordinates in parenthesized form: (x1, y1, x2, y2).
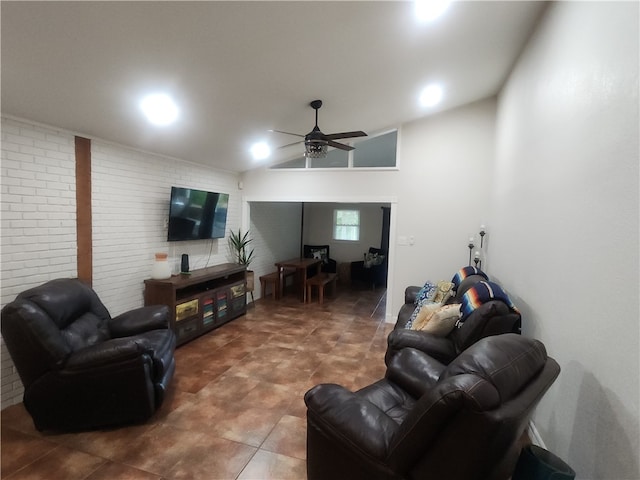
(228, 228, 255, 294)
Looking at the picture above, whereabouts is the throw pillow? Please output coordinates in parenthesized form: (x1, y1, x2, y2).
(410, 302, 443, 331)
(432, 280, 454, 303)
(372, 254, 385, 266)
(420, 304, 461, 336)
(415, 281, 437, 306)
(363, 252, 375, 268)
(311, 248, 329, 264)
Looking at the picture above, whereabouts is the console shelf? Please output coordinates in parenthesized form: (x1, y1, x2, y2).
(144, 263, 247, 346)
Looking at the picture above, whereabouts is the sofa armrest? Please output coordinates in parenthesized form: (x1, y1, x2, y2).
(65, 337, 153, 371)
(385, 348, 444, 398)
(395, 303, 416, 329)
(404, 286, 421, 304)
(109, 305, 169, 338)
(305, 383, 399, 459)
(385, 329, 457, 366)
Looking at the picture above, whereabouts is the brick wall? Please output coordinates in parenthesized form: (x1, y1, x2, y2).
(1, 116, 241, 408)
(1, 117, 78, 407)
(91, 142, 240, 315)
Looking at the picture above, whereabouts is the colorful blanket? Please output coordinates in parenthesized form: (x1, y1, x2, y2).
(459, 281, 519, 322)
(451, 266, 488, 290)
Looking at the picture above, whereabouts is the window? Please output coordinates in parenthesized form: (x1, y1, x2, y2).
(334, 209, 360, 241)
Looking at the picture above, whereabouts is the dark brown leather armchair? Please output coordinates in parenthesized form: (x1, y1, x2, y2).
(351, 247, 388, 288)
(1, 278, 176, 432)
(305, 334, 560, 480)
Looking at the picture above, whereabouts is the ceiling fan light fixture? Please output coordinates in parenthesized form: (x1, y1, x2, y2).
(304, 141, 328, 158)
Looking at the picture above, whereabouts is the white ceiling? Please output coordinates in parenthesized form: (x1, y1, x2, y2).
(1, 1, 547, 173)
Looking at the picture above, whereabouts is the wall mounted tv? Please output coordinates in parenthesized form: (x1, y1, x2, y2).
(167, 187, 229, 241)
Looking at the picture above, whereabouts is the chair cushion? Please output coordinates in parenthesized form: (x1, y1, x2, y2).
(442, 334, 547, 401)
(450, 301, 507, 352)
(356, 379, 417, 425)
(61, 312, 110, 351)
(17, 278, 110, 329)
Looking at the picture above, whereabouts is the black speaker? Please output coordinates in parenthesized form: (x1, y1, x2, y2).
(181, 254, 189, 273)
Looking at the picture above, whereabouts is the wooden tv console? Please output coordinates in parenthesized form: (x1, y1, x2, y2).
(144, 263, 247, 346)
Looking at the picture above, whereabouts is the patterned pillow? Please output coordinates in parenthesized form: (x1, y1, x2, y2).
(432, 280, 454, 303)
(414, 281, 437, 306)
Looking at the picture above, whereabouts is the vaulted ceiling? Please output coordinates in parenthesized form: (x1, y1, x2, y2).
(1, 1, 547, 173)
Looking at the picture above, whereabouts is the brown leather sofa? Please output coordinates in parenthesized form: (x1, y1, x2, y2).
(1, 278, 176, 432)
(385, 275, 521, 365)
(305, 334, 560, 480)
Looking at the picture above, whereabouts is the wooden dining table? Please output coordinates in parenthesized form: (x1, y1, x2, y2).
(274, 257, 322, 302)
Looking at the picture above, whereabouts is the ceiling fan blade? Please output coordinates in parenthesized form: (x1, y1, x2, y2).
(324, 130, 367, 140)
(327, 140, 355, 151)
(277, 140, 304, 149)
(269, 129, 305, 138)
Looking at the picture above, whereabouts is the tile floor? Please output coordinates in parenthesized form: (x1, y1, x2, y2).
(1, 284, 392, 480)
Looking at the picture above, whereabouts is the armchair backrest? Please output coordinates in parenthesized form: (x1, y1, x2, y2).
(388, 334, 560, 480)
(451, 274, 486, 301)
(303, 244, 331, 259)
(1, 278, 111, 386)
(449, 300, 522, 354)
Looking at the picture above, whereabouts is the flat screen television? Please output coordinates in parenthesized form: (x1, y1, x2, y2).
(167, 187, 229, 241)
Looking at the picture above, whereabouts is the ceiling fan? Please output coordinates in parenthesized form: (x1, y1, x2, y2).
(271, 100, 367, 158)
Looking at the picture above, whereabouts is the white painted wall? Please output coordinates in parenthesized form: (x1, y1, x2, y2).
(242, 98, 497, 320)
(491, 2, 639, 478)
(303, 202, 388, 263)
(248, 202, 302, 298)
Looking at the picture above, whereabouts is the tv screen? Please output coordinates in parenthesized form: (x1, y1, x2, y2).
(167, 187, 229, 241)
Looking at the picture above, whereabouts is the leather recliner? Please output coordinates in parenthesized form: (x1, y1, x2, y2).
(305, 334, 560, 480)
(1, 278, 176, 432)
(385, 275, 521, 365)
(351, 247, 388, 288)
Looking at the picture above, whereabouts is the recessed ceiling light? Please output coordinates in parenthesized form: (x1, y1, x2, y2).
(140, 94, 179, 126)
(415, 0, 452, 22)
(250, 142, 271, 160)
(419, 84, 444, 107)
